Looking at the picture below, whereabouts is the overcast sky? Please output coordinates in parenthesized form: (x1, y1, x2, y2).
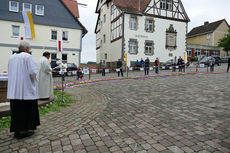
(78, 0, 230, 63)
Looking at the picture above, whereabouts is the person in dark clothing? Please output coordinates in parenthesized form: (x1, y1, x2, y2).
(155, 58, 160, 74)
(117, 59, 123, 77)
(140, 58, 144, 67)
(144, 57, 150, 75)
(227, 57, 230, 73)
(101, 60, 106, 76)
(172, 56, 177, 72)
(177, 56, 183, 72)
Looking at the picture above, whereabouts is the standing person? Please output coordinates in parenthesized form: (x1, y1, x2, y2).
(117, 59, 123, 77)
(140, 58, 144, 68)
(154, 58, 160, 74)
(177, 56, 183, 72)
(101, 60, 106, 76)
(209, 56, 215, 72)
(227, 57, 230, 72)
(7, 41, 40, 139)
(173, 56, 177, 72)
(37, 52, 54, 100)
(144, 57, 150, 75)
(61, 61, 67, 81)
(135, 60, 139, 70)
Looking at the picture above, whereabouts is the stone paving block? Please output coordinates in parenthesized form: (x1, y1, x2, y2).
(152, 143, 166, 152)
(168, 146, 184, 153)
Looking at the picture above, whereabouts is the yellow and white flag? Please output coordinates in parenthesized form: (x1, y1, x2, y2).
(22, 11, 35, 39)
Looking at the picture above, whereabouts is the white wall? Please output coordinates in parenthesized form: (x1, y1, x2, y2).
(0, 20, 82, 72)
(124, 14, 187, 66)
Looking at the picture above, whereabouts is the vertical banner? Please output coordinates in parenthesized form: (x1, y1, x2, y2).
(57, 40, 63, 52)
(184, 52, 187, 63)
(125, 53, 127, 65)
(22, 11, 35, 39)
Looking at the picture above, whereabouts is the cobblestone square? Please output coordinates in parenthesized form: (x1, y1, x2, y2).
(0, 65, 230, 153)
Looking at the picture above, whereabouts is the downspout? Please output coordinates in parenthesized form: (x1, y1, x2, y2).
(121, 12, 125, 61)
(79, 30, 83, 67)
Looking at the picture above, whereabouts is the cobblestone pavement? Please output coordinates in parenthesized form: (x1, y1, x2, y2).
(0, 64, 230, 153)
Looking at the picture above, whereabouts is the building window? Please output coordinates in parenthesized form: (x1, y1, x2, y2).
(145, 41, 154, 55)
(207, 33, 210, 40)
(213, 51, 219, 57)
(195, 49, 201, 57)
(62, 54, 67, 63)
(130, 16, 137, 30)
(103, 34, 106, 43)
(35, 5, 44, 16)
(105, 53, 107, 60)
(204, 50, 209, 57)
(51, 30, 57, 40)
(23, 3, 32, 13)
(9, 1, 19, 12)
(160, 0, 172, 10)
(145, 19, 154, 32)
(104, 14, 106, 23)
(187, 49, 192, 57)
(62, 31, 68, 41)
(12, 25, 20, 37)
(129, 39, 138, 54)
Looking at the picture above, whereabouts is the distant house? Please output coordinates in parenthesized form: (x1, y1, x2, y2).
(95, 0, 190, 67)
(0, 0, 87, 72)
(187, 19, 230, 61)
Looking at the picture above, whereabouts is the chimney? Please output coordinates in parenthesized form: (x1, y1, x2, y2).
(204, 21, 209, 26)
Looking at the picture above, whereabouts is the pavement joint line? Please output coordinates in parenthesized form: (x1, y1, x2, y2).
(54, 72, 224, 90)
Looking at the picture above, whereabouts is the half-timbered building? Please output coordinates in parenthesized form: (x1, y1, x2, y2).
(95, 0, 190, 66)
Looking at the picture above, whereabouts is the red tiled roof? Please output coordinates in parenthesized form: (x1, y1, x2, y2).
(61, 0, 79, 18)
(187, 19, 229, 38)
(112, 0, 151, 13)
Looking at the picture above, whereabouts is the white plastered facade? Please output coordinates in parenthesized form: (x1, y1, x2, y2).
(0, 20, 82, 72)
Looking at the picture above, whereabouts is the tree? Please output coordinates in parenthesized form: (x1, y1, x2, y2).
(218, 29, 230, 55)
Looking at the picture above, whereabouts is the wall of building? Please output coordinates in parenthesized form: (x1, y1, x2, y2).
(0, 20, 82, 72)
(187, 33, 213, 46)
(124, 14, 187, 66)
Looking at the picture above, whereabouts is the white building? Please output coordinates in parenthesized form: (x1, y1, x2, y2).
(95, 0, 190, 66)
(0, 0, 87, 72)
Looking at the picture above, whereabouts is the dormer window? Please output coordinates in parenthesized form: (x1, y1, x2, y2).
(35, 5, 44, 16)
(9, 1, 19, 12)
(23, 3, 32, 13)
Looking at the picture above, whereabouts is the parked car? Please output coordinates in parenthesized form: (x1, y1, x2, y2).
(220, 56, 230, 63)
(199, 56, 221, 66)
(52, 63, 78, 76)
(161, 59, 176, 70)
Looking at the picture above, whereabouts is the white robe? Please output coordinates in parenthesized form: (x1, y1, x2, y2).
(37, 56, 53, 99)
(7, 52, 39, 100)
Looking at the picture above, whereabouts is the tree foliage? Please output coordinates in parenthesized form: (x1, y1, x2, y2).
(218, 29, 230, 55)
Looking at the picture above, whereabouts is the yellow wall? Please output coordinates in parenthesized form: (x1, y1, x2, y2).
(187, 33, 213, 46)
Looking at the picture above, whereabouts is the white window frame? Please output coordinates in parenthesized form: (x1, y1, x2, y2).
(166, 0, 172, 10)
(160, 0, 166, 9)
(145, 41, 154, 55)
(145, 19, 154, 32)
(11, 25, 20, 37)
(187, 49, 192, 57)
(207, 33, 210, 39)
(35, 5, 44, 16)
(62, 31, 69, 41)
(130, 17, 137, 30)
(23, 3, 32, 13)
(51, 30, 57, 41)
(195, 49, 201, 57)
(129, 39, 138, 54)
(9, 1, 19, 12)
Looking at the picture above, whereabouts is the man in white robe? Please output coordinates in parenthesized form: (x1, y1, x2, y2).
(7, 41, 40, 139)
(37, 52, 54, 100)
